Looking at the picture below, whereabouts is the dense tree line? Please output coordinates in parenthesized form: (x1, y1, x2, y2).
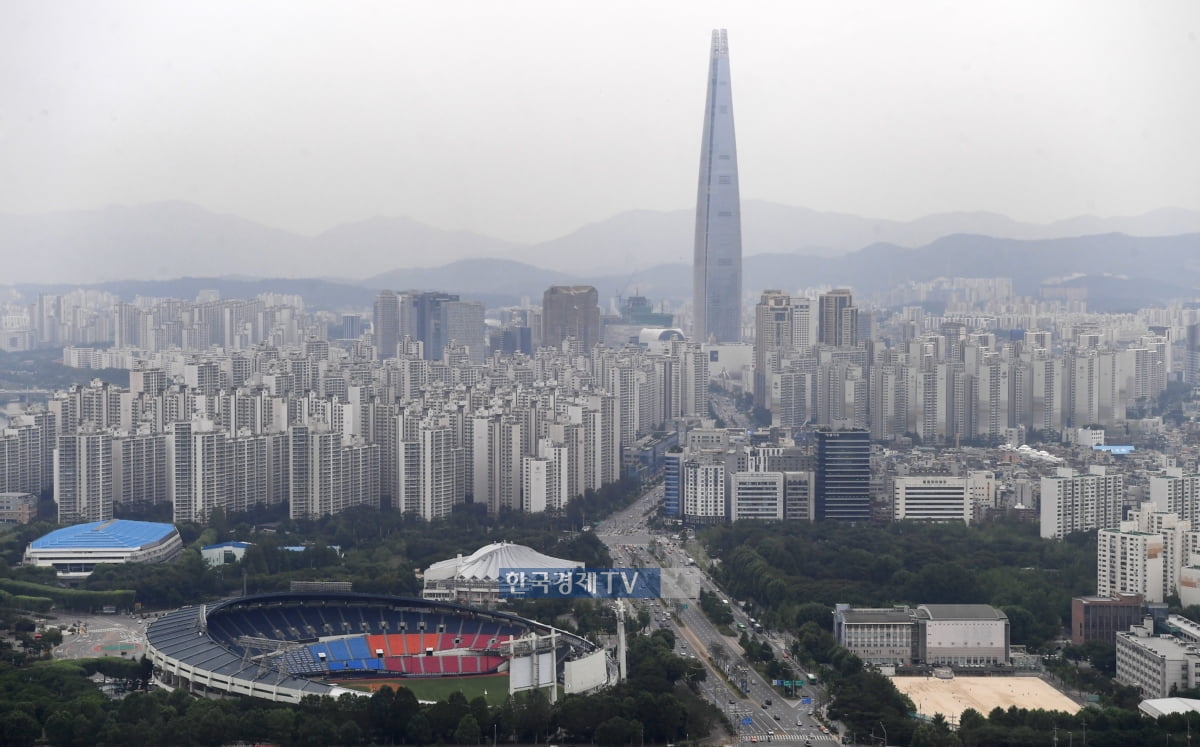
(0, 629, 723, 747)
(704, 519, 1096, 649)
(47, 476, 642, 611)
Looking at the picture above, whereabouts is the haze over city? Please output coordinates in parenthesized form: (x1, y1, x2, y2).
(3, 0, 1200, 282)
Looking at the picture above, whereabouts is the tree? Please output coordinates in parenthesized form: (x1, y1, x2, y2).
(595, 716, 635, 747)
(0, 711, 40, 747)
(454, 714, 482, 745)
(405, 712, 433, 746)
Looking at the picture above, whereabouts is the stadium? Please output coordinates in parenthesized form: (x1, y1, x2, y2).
(24, 519, 183, 579)
(146, 591, 613, 704)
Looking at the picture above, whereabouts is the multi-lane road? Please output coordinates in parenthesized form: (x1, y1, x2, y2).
(596, 486, 837, 745)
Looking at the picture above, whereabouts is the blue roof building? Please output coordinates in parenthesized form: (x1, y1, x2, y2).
(24, 519, 183, 578)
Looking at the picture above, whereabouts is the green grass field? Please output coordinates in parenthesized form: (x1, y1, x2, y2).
(332, 674, 511, 706)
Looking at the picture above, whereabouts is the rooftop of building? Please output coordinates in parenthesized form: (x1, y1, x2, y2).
(424, 541, 583, 582)
(1118, 631, 1200, 658)
(1139, 697, 1200, 718)
(201, 541, 254, 551)
(29, 519, 178, 551)
(916, 604, 1008, 621)
(840, 607, 914, 624)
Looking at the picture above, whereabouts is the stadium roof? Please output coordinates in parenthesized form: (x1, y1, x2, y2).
(425, 542, 583, 582)
(30, 519, 178, 550)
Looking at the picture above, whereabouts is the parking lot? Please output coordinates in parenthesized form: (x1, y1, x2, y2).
(52, 612, 152, 661)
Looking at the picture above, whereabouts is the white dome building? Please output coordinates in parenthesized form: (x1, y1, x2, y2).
(422, 542, 584, 606)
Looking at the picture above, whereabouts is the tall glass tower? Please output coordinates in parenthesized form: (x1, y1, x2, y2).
(693, 29, 743, 344)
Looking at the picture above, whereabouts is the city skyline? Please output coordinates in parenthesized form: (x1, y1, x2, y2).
(3, 1, 1198, 264)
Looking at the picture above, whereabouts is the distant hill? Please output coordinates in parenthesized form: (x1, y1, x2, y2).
(5, 200, 1200, 283)
(31, 231, 1194, 312)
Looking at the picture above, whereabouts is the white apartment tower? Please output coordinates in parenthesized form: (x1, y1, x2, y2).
(54, 428, 114, 524)
(1040, 466, 1124, 540)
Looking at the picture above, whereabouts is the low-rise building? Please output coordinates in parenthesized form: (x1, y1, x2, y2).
(915, 604, 1010, 667)
(833, 605, 915, 666)
(1116, 617, 1200, 699)
(201, 541, 254, 567)
(1071, 593, 1145, 645)
(0, 492, 37, 524)
(23, 519, 183, 579)
(422, 541, 584, 606)
(834, 603, 1010, 668)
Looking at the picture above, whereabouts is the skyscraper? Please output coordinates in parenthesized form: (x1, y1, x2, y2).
(818, 289, 857, 347)
(373, 290, 400, 360)
(542, 286, 600, 351)
(693, 29, 743, 344)
(814, 428, 870, 521)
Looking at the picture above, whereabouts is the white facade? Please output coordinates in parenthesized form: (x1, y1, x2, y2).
(894, 475, 971, 524)
(1116, 618, 1200, 699)
(1098, 527, 1166, 603)
(730, 471, 783, 521)
(683, 457, 727, 524)
(54, 429, 113, 524)
(1151, 470, 1200, 525)
(1040, 465, 1124, 539)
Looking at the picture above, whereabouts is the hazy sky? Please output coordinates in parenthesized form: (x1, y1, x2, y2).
(3, 1, 1199, 243)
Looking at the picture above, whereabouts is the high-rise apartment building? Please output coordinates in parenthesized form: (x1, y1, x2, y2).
(1040, 466, 1124, 539)
(692, 29, 742, 344)
(542, 286, 600, 351)
(54, 428, 113, 524)
(814, 428, 870, 521)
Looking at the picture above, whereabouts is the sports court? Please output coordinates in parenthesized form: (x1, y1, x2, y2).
(890, 676, 1080, 720)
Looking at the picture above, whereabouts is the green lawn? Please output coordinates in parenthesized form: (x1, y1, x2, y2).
(333, 674, 511, 706)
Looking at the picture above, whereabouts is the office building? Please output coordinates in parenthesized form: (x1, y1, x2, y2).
(1071, 593, 1145, 645)
(1116, 618, 1200, 699)
(692, 29, 742, 344)
(818, 289, 857, 347)
(814, 428, 870, 521)
(440, 300, 486, 363)
(730, 471, 784, 521)
(410, 291, 460, 361)
(893, 475, 971, 524)
(542, 286, 600, 351)
(373, 291, 400, 360)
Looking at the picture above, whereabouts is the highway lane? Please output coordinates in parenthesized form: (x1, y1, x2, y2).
(595, 487, 837, 744)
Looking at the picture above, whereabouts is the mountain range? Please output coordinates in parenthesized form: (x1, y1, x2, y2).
(4, 200, 1200, 284)
(10, 232, 1200, 315)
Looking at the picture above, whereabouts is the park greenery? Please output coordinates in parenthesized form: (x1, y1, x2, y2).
(704, 518, 1097, 650)
(0, 476, 642, 612)
(0, 628, 720, 746)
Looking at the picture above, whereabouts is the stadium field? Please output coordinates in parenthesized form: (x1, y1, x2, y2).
(332, 673, 510, 705)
